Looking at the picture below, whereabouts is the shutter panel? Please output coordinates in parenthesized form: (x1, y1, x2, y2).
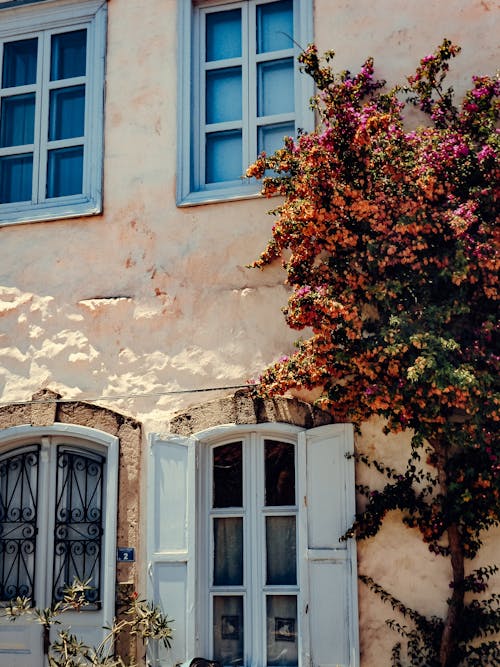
(298, 424, 359, 667)
(147, 433, 197, 667)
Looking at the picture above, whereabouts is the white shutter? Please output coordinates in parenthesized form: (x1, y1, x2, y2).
(298, 424, 359, 667)
(147, 434, 197, 667)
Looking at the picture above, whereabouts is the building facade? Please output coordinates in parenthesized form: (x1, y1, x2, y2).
(0, 0, 498, 665)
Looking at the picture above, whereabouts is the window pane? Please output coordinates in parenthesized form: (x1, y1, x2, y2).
(49, 85, 85, 140)
(257, 0, 294, 54)
(258, 122, 295, 157)
(0, 448, 39, 603)
(213, 442, 243, 507)
(267, 596, 298, 666)
(206, 9, 241, 61)
(213, 596, 244, 667)
(2, 38, 37, 88)
(206, 68, 242, 124)
(266, 516, 296, 585)
(258, 58, 294, 117)
(47, 146, 83, 198)
(0, 93, 35, 147)
(206, 130, 242, 184)
(50, 30, 87, 81)
(0, 153, 33, 203)
(265, 440, 295, 506)
(214, 517, 243, 586)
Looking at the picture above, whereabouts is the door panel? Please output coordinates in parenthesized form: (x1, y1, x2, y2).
(0, 436, 115, 666)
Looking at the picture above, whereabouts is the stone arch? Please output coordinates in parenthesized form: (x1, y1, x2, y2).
(169, 388, 333, 435)
(0, 388, 141, 606)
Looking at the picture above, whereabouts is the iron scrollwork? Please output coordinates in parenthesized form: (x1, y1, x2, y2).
(0, 446, 40, 603)
(52, 447, 105, 606)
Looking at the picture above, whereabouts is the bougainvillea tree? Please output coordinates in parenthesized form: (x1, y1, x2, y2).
(247, 41, 499, 666)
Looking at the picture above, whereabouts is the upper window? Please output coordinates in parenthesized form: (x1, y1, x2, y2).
(0, 0, 106, 226)
(177, 0, 314, 205)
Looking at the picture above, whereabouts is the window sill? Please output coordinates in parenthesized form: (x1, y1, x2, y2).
(0, 198, 102, 227)
(176, 182, 265, 207)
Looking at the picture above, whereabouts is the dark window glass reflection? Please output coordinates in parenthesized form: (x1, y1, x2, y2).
(213, 442, 243, 508)
(265, 440, 295, 506)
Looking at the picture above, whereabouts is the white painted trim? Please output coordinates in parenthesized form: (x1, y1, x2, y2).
(0, 422, 117, 447)
(192, 421, 304, 444)
(297, 430, 311, 667)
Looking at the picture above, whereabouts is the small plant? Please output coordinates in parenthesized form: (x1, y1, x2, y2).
(2, 579, 173, 667)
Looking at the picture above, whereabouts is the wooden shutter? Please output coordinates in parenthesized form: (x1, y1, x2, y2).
(298, 424, 359, 667)
(147, 434, 197, 667)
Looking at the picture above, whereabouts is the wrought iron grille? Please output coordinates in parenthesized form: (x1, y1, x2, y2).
(52, 447, 105, 605)
(0, 446, 40, 603)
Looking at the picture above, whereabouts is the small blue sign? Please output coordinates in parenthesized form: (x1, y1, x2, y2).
(117, 547, 135, 562)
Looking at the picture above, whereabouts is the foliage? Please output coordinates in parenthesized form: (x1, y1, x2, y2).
(2, 579, 173, 666)
(248, 40, 499, 666)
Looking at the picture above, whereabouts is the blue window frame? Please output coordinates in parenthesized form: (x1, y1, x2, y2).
(177, 0, 313, 206)
(0, 0, 106, 226)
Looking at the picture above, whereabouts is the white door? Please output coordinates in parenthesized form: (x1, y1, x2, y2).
(0, 429, 117, 666)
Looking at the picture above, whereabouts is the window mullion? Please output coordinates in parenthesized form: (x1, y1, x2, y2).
(35, 438, 54, 609)
(244, 0, 256, 172)
(36, 29, 50, 204)
(248, 431, 265, 667)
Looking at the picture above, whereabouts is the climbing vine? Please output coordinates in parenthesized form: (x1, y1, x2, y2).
(248, 40, 499, 666)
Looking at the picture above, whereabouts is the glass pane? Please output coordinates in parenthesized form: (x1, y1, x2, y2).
(258, 58, 294, 117)
(206, 68, 242, 124)
(52, 448, 104, 604)
(214, 517, 243, 586)
(258, 122, 295, 157)
(0, 447, 39, 603)
(213, 442, 243, 508)
(257, 0, 294, 53)
(265, 440, 295, 506)
(206, 130, 242, 184)
(49, 85, 85, 140)
(266, 516, 296, 585)
(213, 596, 244, 667)
(206, 9, 242, 61)
(2, 38, 38, 88)
(0, 93, 35, 147)
(267, 596, 298, 667)
(50, 30, 87, 81)
(0, 153, 33, 203)
(47, 146, 83, 198)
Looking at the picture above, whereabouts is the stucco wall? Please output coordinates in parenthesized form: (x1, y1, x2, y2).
(0, 0, 498, 664)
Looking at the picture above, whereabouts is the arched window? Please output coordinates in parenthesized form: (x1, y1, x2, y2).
(0, 425, 118, 665)
(148, 423, 359, 667)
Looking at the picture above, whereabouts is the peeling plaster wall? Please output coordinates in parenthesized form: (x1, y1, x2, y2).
(0, 0, 498, 664)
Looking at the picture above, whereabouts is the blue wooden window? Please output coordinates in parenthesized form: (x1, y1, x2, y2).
(0, 1, 106, 225)
(178, 0, 314, 205)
